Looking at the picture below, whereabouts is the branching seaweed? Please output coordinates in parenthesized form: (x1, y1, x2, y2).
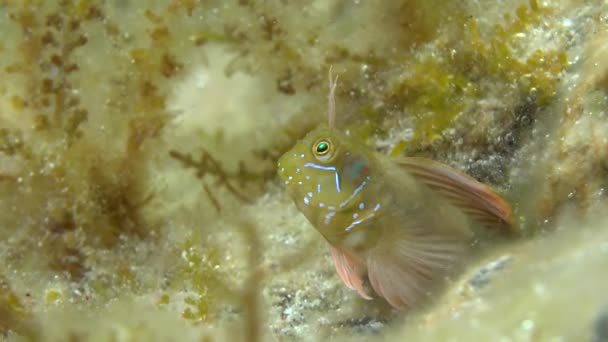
(0, 0, 175, 297)
(169, 149, 275, 211)
(0, 0, 597, 340)
(5, 0, 106, 144)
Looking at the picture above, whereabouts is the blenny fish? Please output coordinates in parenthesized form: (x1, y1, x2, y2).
(277, 70, 512, 310)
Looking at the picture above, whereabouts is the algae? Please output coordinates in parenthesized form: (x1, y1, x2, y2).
(0, 0, 606, 341)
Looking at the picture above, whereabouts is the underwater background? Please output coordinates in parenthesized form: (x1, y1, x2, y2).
(0, 0, 607, 341)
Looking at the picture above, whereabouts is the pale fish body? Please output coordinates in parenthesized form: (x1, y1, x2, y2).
(277, 71, 512, 310)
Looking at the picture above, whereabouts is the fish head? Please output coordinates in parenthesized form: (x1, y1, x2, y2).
(278, 126, 377, 242)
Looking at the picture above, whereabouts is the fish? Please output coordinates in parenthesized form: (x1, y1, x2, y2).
(277, 69, 512, 310)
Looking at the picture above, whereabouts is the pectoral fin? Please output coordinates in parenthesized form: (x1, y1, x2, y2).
(366, 228, 466, 310)
(394, 157, 512, 231)
(329, 246, 372, 300)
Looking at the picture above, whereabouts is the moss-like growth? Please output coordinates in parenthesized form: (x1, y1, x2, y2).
(386, 0, 568, 153)
(0, 276, 36, 338)
(176, 235, 217, 322)
(0, 0, 602, 340)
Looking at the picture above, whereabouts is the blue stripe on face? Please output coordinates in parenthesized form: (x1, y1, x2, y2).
(303, 163, 335, 171)
(304, 162, 341, 193)
(334, 172, 341, 193)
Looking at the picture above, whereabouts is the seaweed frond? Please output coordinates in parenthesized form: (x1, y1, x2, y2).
(169, 149, 275, 211)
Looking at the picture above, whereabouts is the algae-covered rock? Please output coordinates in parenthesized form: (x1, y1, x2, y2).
(0, 0, 607, 341)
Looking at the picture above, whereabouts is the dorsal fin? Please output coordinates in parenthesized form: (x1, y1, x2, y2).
(393, 157, 512, 231)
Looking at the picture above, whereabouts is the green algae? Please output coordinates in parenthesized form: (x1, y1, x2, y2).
(386, 0, 568, 153)
(175, 234, 218, 322)
(0, 275, 38, 339)
(296, 0, 568, 158)
(0, 0, 603, 340)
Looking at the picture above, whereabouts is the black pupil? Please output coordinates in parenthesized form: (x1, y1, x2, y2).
(317, 142, 328, 153)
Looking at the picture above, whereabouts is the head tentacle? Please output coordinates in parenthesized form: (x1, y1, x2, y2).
(327, 66, 339, 129)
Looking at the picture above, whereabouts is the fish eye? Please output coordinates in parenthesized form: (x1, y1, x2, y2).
(312, 139, 334, 161)
(316, 141, 330, 155)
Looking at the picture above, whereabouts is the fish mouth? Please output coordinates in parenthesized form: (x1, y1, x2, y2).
(277, 153, 309, 200)
(276, 155, 289, 181)
(276, 148, 303, 182)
